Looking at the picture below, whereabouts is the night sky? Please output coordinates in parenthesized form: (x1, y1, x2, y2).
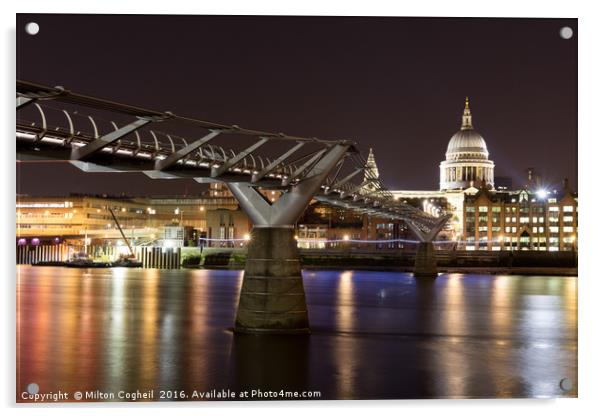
(16, 14, 577, 196)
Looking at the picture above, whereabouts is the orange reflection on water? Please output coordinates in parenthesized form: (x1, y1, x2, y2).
(491, 275, 514, 335)
(139, 269, 160, 386)
(335, 270, 355, 399)
(17, 267, 52, 392)
(336, 271, 354, 332)
(435, 274, 468, 398)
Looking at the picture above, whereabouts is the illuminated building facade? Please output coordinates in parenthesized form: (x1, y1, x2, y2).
(462, 186, 578, 251)
(295, 202, 410, 249)
(16, 192, 241, 246)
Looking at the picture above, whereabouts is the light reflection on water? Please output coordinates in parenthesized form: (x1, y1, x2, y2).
(16, 266, 577, 401)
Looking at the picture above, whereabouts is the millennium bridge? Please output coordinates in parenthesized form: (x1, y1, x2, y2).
(16, 80, 449, 334)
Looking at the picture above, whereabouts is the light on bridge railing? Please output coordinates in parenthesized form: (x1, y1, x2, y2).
(243, 234, 251, 241)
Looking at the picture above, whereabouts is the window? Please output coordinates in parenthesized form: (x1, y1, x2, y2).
(549, 206, 559, 212)
(466, 206, 476, 212)
(563, 206, 574, 212)
(549, 226, 559, 233)
(479, 236, 488, 250)
(563, 216, 573, 222)
(479, 206, 489, 212)
(563, 226, 574, 233)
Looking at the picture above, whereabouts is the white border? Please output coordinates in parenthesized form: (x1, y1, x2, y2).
(2, 1, 601, 415)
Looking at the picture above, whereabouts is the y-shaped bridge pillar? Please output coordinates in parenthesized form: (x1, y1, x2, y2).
(228, 144, 349, 334)
(406, 216, 450, 278)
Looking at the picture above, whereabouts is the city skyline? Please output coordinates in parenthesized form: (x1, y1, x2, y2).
(17, 14, 577, 196)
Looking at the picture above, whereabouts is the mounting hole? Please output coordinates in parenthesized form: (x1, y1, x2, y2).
(559, 26, 573, 40)
(27, 383, 40, 394)
(25, 22, 40, 35)
(559, 378, 573, 392)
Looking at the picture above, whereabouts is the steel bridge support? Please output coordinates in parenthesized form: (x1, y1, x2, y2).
(227, 144, 349, 334)
(405, 216, 450, 278)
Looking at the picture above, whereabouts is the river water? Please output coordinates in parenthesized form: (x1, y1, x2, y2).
(16, 266, 577, 401)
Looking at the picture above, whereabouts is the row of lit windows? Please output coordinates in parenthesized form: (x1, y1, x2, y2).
(470, 225, 577, 234)
(467, 204, 576, 213)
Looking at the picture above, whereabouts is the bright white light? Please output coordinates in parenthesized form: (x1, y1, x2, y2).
(343, 235, 350, 241)
(243, 234, 251, 241)
(536, 189, 548, 199)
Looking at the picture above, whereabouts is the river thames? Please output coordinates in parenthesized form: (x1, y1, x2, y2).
(16, 266, 577, 401)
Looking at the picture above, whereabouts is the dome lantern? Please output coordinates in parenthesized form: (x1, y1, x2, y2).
(461, 96, 473, 130)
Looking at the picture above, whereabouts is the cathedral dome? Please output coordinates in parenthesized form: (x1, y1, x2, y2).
(445, 97, 489, 160)
(439, 97, 495, 191)
(446, 129, 489, 160)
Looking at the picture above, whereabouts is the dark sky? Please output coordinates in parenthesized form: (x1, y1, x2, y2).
(16, 14, 577, 196)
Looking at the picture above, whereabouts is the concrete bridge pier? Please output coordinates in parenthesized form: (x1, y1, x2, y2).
(406, 216, 450, 278)
(236, 226, 308, 334)
(227, 144, 349, 334)
(413, 241, 438, 277)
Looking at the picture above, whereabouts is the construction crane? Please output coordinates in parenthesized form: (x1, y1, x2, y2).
(108, 207, 135, 259)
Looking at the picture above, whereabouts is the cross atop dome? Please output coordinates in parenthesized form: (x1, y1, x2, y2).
(461, 96, 473, 130)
